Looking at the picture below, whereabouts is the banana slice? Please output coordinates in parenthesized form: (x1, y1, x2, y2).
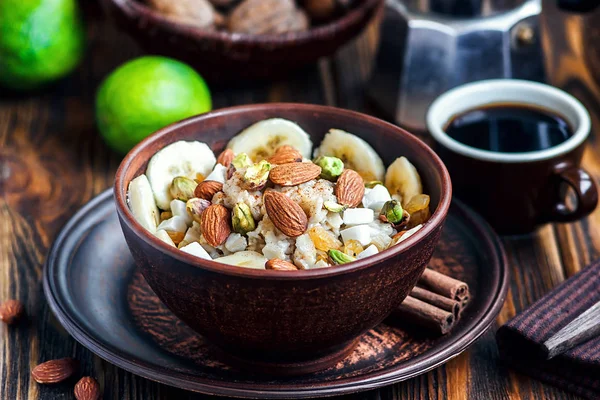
(226, 118, 312, 161)
(313, 129, 384, 181)
(214, 251, 267, 269)
(384, 157, 423, 206)
(128, 174, 160, 234)
(147, 141, 216, 210)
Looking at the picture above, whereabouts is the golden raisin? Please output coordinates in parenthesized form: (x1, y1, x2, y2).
(405, 194, 431, 228)
(195, 173, 206, 184)
(308, 226, 342, 252)
(167, 231, 185, 245)
(343, 240, 364, 257)
(316, 250, 329, 263)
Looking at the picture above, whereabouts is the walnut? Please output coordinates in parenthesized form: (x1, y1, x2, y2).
(228, 0, 309, 35)
(148, 0, 216, 29)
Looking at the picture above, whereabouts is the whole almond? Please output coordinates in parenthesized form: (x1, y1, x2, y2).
(265, 259, 298, 271)
(217, 148, 234, 168)
(194, 180, 223, 200)
(201, 204, 231, 246)
(0, 299, 24, 325)
(31, 358, 79, 384)
(74, 377, 101, 400)
(269, 162, 321, 186)
(264, 191, 308, 237)
(335, 169, 365, 207)
(267, 147, 303, 164)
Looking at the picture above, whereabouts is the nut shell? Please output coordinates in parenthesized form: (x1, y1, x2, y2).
(31, 358, 79, 384)
(228, 0, 308, 35)
(201, 204, 232, 246)
(148, 0, 216, 29)
(264, 190, 308, 237)
(335, 169, 364, 207)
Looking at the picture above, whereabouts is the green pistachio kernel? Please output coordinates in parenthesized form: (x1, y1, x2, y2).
(379, 200, 404, 224)
(328, 249, 356, 265)
(243, 160, 272, 190)
(170, 176, 198, 202)
(186, 198, 211, 223)
(324, 201, 346, 213)
(232, 153, 253, 170)
(232, 202, 256, 234)
(365, 180, 384, 189)
(314, 156, 344, 181)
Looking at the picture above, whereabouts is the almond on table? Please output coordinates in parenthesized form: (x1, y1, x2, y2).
(126, 118, 431, 270)
(31, 358, 79, 384)
(0, 299, 24, 325)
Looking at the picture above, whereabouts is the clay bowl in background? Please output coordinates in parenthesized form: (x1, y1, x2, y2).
(114, 104, 452, 375)
(100, 0, 384, 82)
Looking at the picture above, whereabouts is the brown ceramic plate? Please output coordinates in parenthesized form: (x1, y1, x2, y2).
(44, 190, 507, 398)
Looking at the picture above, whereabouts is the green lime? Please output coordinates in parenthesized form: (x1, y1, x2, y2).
(95, 56, 212, 154)
(0, 0, 85, 91)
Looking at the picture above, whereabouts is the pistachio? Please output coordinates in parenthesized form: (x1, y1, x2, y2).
(314, 156, 344, 181)
(324, 201, 346, 213)
(186, 198, 211, 223)
(243, 160, 271, 190)
(232, 153, 253, 170)
(232, 203, 256, 234)
(328, 249, 356, 265)
(365, 180, 384, 189)
(379, 200, 404, 225)
(170, 176, 198, 202)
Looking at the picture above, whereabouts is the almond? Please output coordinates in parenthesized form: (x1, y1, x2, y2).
(335, 169, 364, 207)
(0, 299, 24, 325)
(264, 191, 308, 237)
(267, 146, 303, 164)
(269, 162, 321, 186)
(216, 148, 234, 167)
(31, 358, 79, 384)
(74, 377, 101, 400)
(201, 204, 231, 246)
(194, 180, 223, 200)
(265, 259, 298, 271)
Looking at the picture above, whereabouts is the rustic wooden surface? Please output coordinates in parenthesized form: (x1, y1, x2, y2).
(0, 10, 597, 400)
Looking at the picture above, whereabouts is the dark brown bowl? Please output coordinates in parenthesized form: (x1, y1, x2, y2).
(114, 104, 452, 375)
(100, 0, 384, 82)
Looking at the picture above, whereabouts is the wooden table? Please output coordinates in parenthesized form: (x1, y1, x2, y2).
(1, 12, 596, 400)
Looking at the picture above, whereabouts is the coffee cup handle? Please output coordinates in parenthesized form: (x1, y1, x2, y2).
(549, 167, 598, 222)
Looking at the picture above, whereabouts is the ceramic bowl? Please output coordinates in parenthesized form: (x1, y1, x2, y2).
(100, 0, 384, 82)
(114, 104, 452, 375)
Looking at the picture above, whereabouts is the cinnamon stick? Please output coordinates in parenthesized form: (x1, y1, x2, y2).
(394, 296, 455, 335)
(418, 268, 469, 301)
(410, 286, 460, 318)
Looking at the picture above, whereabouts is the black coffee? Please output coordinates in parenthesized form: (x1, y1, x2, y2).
(444, 104, 573, 153)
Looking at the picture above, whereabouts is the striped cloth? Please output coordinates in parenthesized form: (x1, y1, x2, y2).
(496, 262, 600, 399)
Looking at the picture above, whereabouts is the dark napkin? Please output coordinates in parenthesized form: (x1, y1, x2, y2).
(496, 261, 600, 399)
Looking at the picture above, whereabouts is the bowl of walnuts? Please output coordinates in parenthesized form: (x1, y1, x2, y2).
(100, 0, 383, 82)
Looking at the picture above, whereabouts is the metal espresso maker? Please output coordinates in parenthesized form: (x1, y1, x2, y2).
(369, 0, 546, 132)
